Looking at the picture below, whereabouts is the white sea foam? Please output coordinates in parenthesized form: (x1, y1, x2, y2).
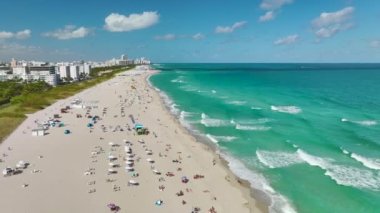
(227, 100, 247, 106)
(206, 134, 219, 143)
(171, 78, 185, 83)
(297, 149, 380, 191)
(341, 118, 377, 126)
(355, 120, 378, 126)
(211, 90, 217, 94)
(350, 153, 380, 170)
(220, 153, 297, 213)
(251, 106, 263, 110)
(256, 150, 304, 169)
(271, 106, 302, 114)
(179, 85, 198, 92)
(340, 147, 349, 155)
(216, 136, 238, 142)
(237, 118, 272, 124)
(200, 113, 230, 127)
(206, 134, 237, 143)
(170, 103, 180, 115)
(180, 111, 196, 119)
(236, 124, 271, 131)
(158, 91, 180, 115)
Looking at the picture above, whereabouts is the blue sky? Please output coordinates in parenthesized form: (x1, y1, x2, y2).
(0, 0, 380, 62)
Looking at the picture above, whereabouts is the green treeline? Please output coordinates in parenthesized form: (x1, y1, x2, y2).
(0, 65, 134, 142)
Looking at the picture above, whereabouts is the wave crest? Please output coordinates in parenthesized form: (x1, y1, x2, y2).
(271, 106, 302, 114)
(256, 150, 303, 169)
(200, 113, 230, 127)
(236, 124, 271, 131)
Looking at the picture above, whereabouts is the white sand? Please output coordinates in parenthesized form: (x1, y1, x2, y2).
(0, 68, 263, 213)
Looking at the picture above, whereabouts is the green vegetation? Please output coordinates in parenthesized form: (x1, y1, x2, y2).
(0, 65, 134, 142)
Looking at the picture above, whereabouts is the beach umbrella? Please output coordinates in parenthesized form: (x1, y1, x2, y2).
(146, 158, 154, 163)
(128, 180, 138, 185)
(125, 166, 134, 171)
(108, 155, 117, 160)
(125, 161, 133, 166)
(152, 169, 161, 175)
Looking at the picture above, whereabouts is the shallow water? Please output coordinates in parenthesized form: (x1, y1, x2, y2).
(150, 63, 380, 213)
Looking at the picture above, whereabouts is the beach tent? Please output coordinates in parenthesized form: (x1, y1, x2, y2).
(134, 124, 144, 129)
(32, 129, 45, 136)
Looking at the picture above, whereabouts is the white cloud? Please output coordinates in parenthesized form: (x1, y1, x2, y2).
(192, 33, 205, 40)
(43, 25, 90, 40)
(258, 0, 293, 22)
(15, 29, 31, 39)
(104, 12, 159, 32)
(312, 7, 354, 39)
(274, 34, 299, 45)
(370, 40, 380, 48)
(215, 21, 247, 34)
(0, 31, 14, 39)
(259, 11, 275, 22)
(0, 29, 31, 40)
(154, 34, 176, 41)
(260, 0, 293, 10)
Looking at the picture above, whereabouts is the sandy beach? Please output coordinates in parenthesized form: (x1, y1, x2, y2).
(0, 67, 263, 213)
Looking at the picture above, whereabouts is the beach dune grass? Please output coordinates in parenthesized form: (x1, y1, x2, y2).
(0, 65, 134, 143)
(0, 117, 26, 142)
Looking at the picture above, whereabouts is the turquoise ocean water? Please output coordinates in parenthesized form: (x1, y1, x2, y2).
(149, 64, 380, 213)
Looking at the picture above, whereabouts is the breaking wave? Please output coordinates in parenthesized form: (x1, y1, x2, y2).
(297, 149, 380, 191)
(200, 113, 230, 127)
(256, 150, 304, 168)
(206, 134, 237, 143)
(271, 106, 302, 114)
(350, 153, 380, 171)
(227, 100, 247, 106)
(341, 118, 377, 126)
(236, 124, 271, 131)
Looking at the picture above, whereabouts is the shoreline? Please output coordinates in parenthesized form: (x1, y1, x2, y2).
(0, 67, 263, 213)
(146, 71, 269, 212)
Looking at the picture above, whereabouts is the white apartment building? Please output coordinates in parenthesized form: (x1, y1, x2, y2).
(31, 74, 58, 86)
(83, 64, 91, 75)
(12, 67, 29, 75)
(59, 65, 70, 79)
(70, 65, 79, 80)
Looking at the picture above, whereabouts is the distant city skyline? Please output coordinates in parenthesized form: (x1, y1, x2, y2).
(1, 0, 380, 62)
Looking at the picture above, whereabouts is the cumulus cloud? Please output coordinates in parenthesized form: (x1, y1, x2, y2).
(274, 34, 299, 45)
(15, 29, 31, 39)
(154, 34, 176, 41)
(0, 29, 31, 40)
(192, 33, 205, 40)
(312, 7, 354, 39)
(215, 21, 247, 34)
(104, 12, 159, 32)
(259, 11, 275, 22)
(43, 25, 90, 40)
(258, 0, 293, 22)
(260, 0, 293, 10)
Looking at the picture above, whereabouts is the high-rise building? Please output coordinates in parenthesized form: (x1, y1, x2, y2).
(58, 66, 70, 79)
(69, 65, 79, 80)
(10, 58, 17, 68)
